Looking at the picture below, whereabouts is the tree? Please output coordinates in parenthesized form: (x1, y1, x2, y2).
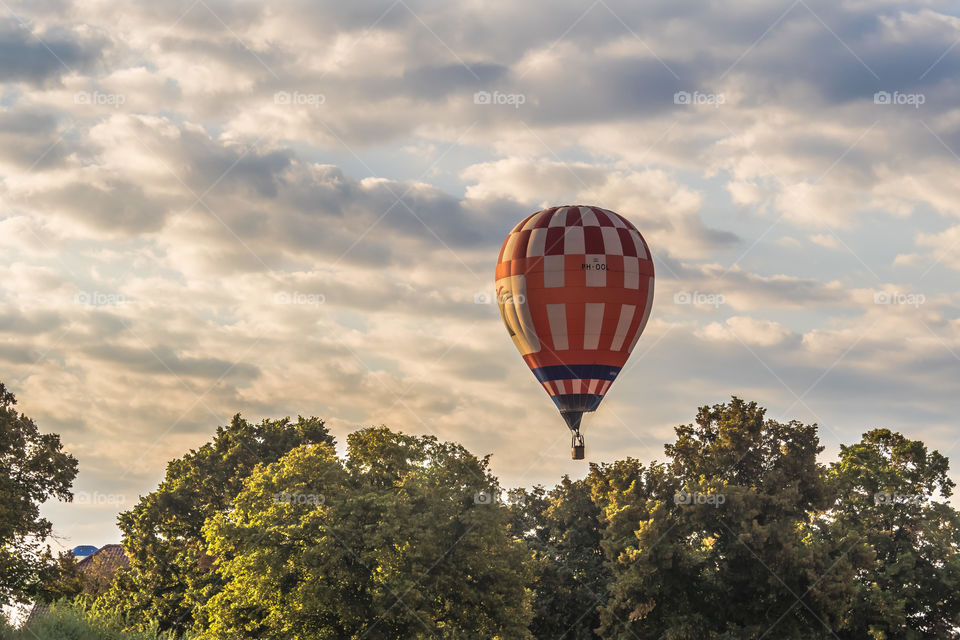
(829, 429, 960, 639)
(90, 396, 960, 639)
(98, 414, 334, 633)
(594, 398, 864, 639)
(39, 548, 132, 606)
(201, 428, 533, 640)
(509, 478, 610, 639)
(36, 551, 84, 603)
(0, 382, 78, 606)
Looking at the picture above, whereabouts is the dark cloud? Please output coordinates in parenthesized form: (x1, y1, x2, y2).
(399, 63, 507, 100)
(0, 308, 62, 334)
(519, 57, 694, 125)
(39, 180, 170, 233)
(449, 355, 510, 382)
(177, 131, 294, 198)
(0, 109, 72, 168)
(0, 342, 41, 364)
(0, 17, 104, 85)
(183, 158, 529, 268)
(82, 343, 260, 380)
(78, 310, 132, 337)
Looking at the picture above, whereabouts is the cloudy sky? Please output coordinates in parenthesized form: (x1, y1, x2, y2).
(2, 0, 959, 547)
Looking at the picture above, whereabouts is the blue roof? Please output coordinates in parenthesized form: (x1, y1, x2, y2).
(71, 545, 99, 557)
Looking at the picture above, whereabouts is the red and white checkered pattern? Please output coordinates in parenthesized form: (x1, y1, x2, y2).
(495, 205, 655, 401)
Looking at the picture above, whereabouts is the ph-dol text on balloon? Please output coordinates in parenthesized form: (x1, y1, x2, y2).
(495, 205, 655, 459)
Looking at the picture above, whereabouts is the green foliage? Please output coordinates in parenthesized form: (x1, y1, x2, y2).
(593, 398, 862, 639)
(37, 552, 85, 603)
(829, 429, 960, 639)
(79, 397, 960, 639)
(98, 414, 334, 634)
(1, 600, 196, 640)
(40, 548, 127, 608)
(510, 478, 610, 639)
(0, 383, 78, 607)
(201, 428, 533, 640)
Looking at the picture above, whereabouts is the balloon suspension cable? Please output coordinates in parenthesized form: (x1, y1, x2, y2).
(562, 411, 586, 460)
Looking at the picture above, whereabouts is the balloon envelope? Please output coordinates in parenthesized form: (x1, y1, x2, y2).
(495, 205, 654, 432)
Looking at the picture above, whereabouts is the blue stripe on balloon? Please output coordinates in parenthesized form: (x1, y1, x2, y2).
(551, 394, 604, 413)
(531, 364, 621, 383)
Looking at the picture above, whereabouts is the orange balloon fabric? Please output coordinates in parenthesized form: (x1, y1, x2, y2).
(495, 205, 654, 417)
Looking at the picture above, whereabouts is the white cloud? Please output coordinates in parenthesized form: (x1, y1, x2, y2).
(810, 233, 841, 249)
(1, 0, 960, 547)
(916, 225, 960, 270)
(697, 316, 793, 346)
(463, 162, 738, 259)
(461, 158, 607, 203)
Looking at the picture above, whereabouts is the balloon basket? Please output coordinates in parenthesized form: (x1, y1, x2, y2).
(571, 432, 585, 460)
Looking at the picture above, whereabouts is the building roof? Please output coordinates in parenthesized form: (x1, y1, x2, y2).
(23, 544, 131, 628)
(75, 544, 128, 573)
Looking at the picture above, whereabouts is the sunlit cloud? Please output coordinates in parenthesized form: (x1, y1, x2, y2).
(0, 0, 956, 547)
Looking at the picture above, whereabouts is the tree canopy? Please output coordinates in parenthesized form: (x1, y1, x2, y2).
(98, 414, 334, 633)
(591, 398, 868, 639)
(0, 383, 78, 607)
(202, 428, 533, 640)
(829, 428, 960, 638)
(15, 395, 953, 640)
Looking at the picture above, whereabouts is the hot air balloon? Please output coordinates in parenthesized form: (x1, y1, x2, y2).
(495, 205, 654, 459)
